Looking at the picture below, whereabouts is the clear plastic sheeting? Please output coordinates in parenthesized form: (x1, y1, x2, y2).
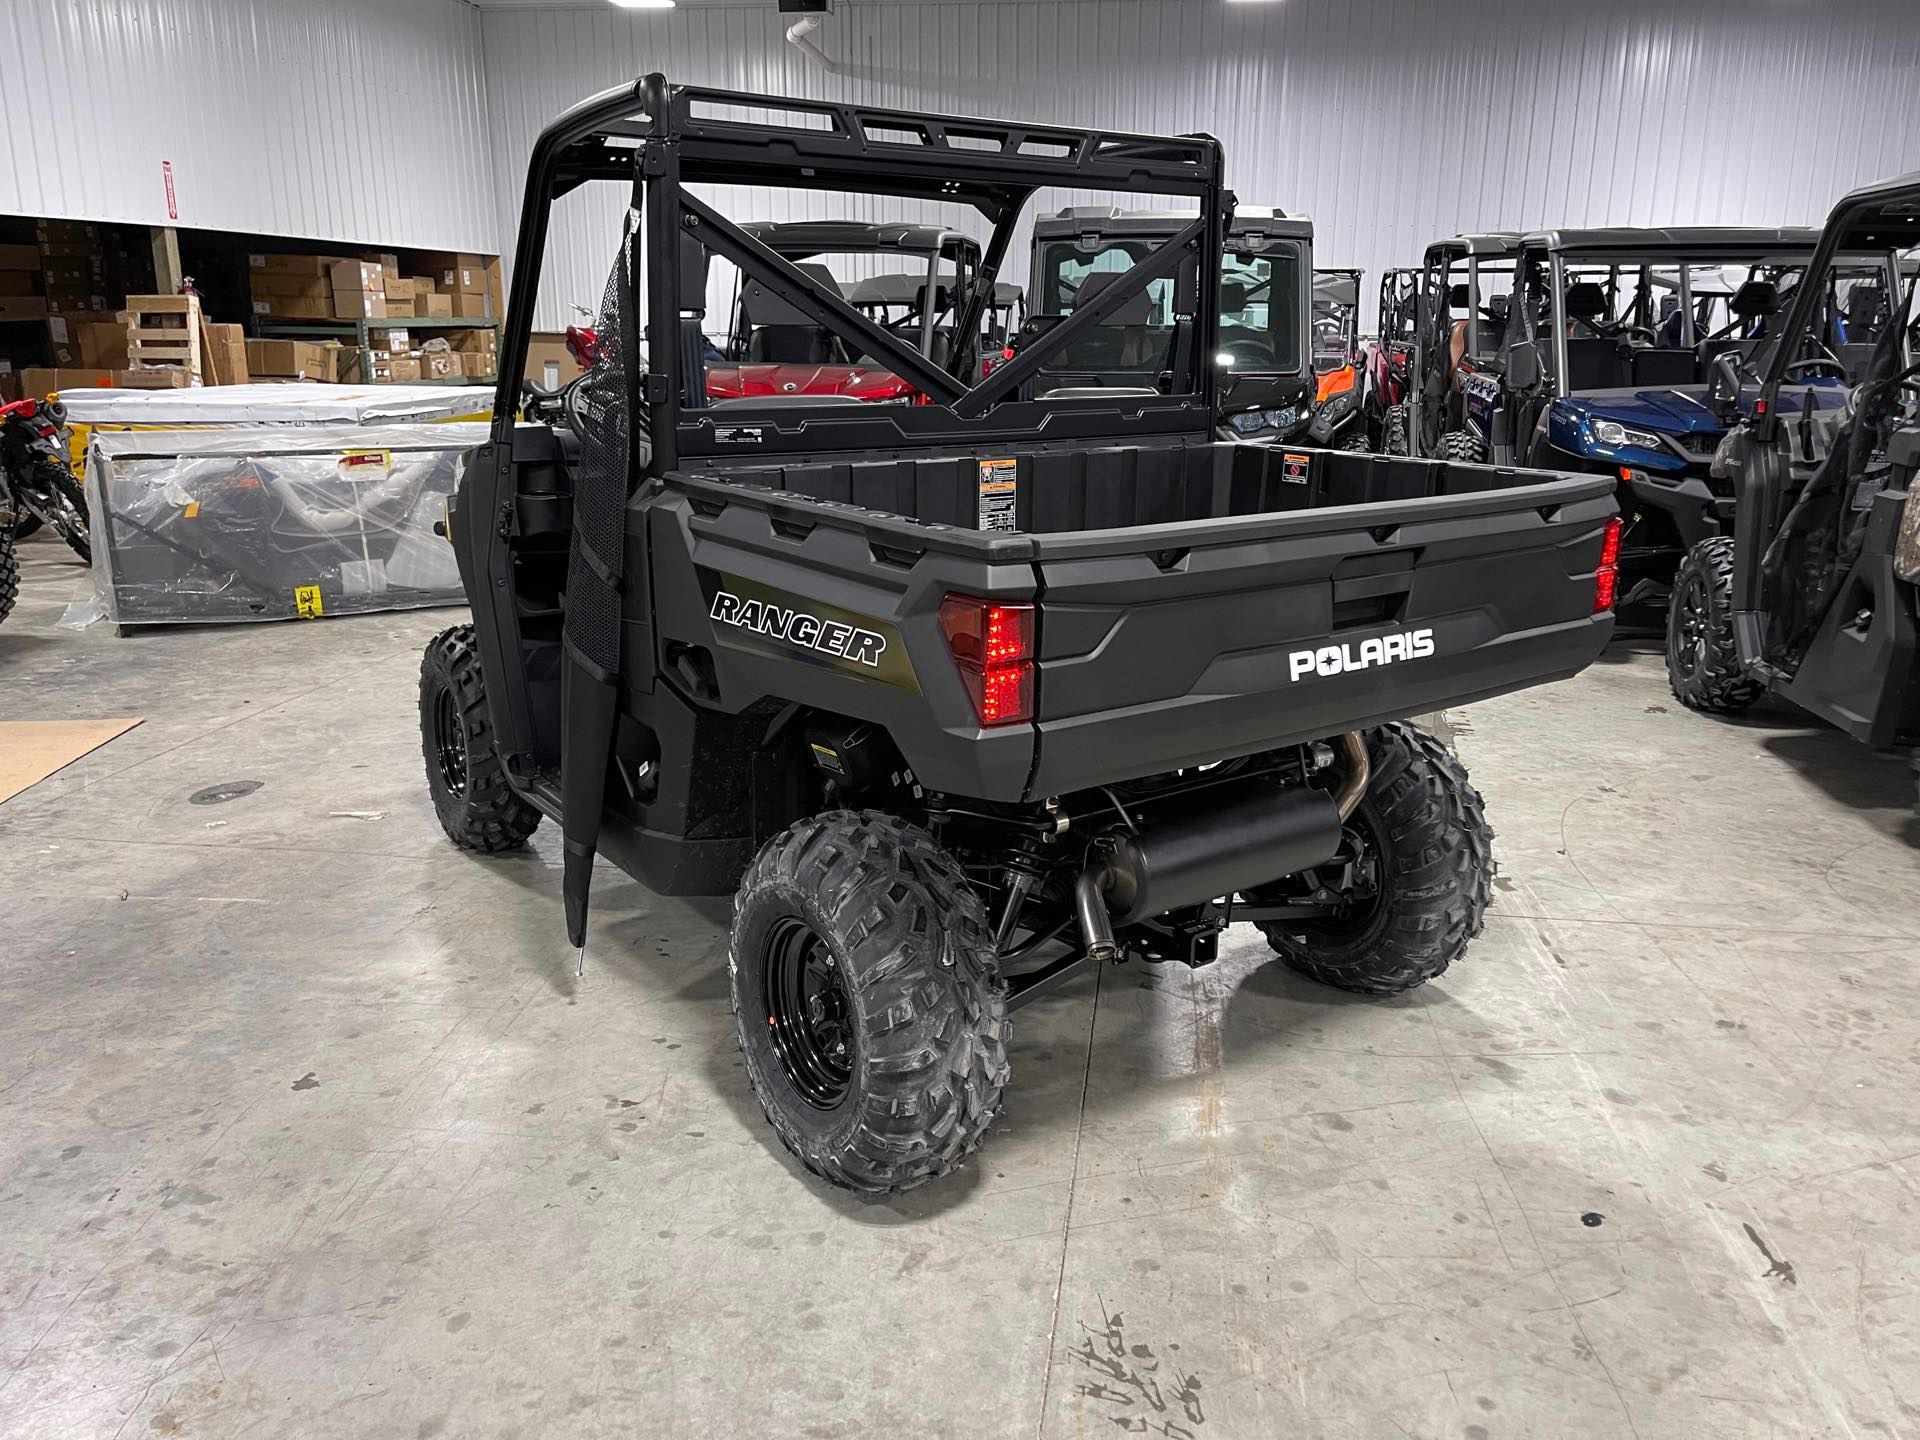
(72, 424, 488, 629)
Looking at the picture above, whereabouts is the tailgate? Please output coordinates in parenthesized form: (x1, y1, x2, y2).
(1026, 475, 1616, 797)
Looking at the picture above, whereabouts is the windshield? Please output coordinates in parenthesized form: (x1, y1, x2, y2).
(1036, 237, 1304, 378)
(1220, 247, 1303, 373)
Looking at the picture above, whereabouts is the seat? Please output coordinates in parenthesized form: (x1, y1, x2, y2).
(1629, 349, 1698, 386)
(1565, 338, 1625, 390)
(741, 263, 849, 364)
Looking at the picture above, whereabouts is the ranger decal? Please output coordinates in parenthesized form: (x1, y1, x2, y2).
(709, 590, 889, 668)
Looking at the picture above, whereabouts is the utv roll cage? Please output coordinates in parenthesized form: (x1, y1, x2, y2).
(1506, 227, 1836, 397)
(494, 74, 1229, 472)
(1311, 268, 1363, 371)
(1410, 232, 1523, 455)
(716, 220, 985, 365)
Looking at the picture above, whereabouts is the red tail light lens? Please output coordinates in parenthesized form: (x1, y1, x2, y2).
(939, 595, 1035, 726)
(1594, 516, 1623, 614)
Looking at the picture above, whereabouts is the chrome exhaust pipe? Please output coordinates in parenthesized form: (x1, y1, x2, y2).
(1074, 868, 1117, 963)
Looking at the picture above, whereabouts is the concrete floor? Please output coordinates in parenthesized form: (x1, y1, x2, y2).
(2, 530, 1918, 1440)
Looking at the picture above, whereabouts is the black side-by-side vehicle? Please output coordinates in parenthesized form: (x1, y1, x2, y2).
(420, 75, 1619, 1194)
(1665, 173, 1920, 745)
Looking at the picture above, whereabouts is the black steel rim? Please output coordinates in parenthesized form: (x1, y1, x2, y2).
(763, 917, 855, 1110)
(432, 684, 469, 796)
(1673, 572, 1708, 679)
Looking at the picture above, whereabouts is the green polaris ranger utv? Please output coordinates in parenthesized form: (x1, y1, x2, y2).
(419, 75, 1619, 1195)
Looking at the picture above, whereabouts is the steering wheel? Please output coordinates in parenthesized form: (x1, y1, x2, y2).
(1222, 337, 1277, 367)
(1619, 325, 1658, 345)
(1784, 358, 1847, 382)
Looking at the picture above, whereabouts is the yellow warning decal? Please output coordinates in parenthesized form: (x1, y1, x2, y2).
(183, 500, 200, 519)
(977, 457, 1018, 532)
(294, 585, 324, 619)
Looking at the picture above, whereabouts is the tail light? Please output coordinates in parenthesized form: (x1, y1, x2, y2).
(939, 595, 1034, 726)
(1593, 517, 1623, 614)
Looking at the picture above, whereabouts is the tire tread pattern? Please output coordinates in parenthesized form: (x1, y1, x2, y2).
(0, 526, 16, 627)
(419, 624, 543, 852)
(730, 811, 1010, 1195)
(1665, 537, 1763, 714)
(1261, 723, 1493, 995)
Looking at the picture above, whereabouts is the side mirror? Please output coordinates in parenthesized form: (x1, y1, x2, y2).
(1707, 351, 1743, 421)
(1506, 341, 1541, 391)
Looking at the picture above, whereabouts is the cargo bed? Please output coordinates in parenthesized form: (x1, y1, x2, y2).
(649, 439, 1616, 801)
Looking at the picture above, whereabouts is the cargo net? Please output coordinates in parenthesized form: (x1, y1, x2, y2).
(563, 226, 637, 682)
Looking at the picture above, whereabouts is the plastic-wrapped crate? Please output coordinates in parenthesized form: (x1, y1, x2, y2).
(80, 424, 487, 627)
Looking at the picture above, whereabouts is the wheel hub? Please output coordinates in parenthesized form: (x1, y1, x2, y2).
(432, 685, 469, 796)
(763, 918, 854, 1109)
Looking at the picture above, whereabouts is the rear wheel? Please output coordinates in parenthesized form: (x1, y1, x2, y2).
(1336, 428, 1372, 453)
(418, 625, 543, 851)
(1666, 537, 1762, 713)
(1383, 403, 1409, 455)
(730, 811, 1009, 1195)
(1436, 429, 1485, 463)
(1256, 724, 1493, 995)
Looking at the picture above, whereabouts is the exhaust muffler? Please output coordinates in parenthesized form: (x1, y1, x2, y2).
(1072, 743, 1363, 960)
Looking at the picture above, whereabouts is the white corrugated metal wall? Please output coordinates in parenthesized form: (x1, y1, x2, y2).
(0, 0, 495, 251)
(480, 0, 1920, 330)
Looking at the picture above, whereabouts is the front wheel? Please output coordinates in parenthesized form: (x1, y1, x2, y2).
(0, 525, 17, 627)
(1256, 724, 1493, 995)
(30, 460, 91, 565)
(418, 625, 543, 851)
(1666, 537, 1762, 714)
(1335, 427, 1372, 453)
(730, 811, 1009, 1195)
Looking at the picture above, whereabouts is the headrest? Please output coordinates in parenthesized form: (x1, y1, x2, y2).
(1564, 283, 1608, 320)
(1729, 280, 1779, 319)
(1077, 271, 1152, 327)
(1219, 278, 1253, 313)
(742, 263, 843, 327)
(1448, 282, 1471, 309)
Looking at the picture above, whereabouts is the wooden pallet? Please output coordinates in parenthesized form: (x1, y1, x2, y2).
(120, 293, 201, 385)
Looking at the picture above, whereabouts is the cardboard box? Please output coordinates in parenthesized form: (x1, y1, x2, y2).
(417, 348, 460, 380)
(383, 297, 417, 319)
(34, 219, 100, 256)
(451, 328, 498, 355)
(205, 323, 249, 385)
(451, 291, 491, 319)
(0, 243, 39, 270)
(0, 294, 49, 321)
(458, 351, 496, 380)
(115, 367, 195, 390)
(370, 356, 422, 384)
(524, 333, 583, 386)
(245, 339, 338, 383)
(328, 259, 383, 295)
(249, 253, 346, 277)
(0, 269, 37, 296)
(21, 367, 117, 395)
(419, 291, 453, 319)
(253, 296, 333, 320)
(45, 290, 110, 312)
(381, 329, 411, 354)
(42, 257, 103, 287)
(485, 258, 504, 323)
(420, 251, 490, 295)
(385, 276, 417, 302)
(331, 289, 388, 320)
(76, 319, 129, 370)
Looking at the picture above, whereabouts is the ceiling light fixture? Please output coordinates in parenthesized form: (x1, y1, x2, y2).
(609, 0, 676, 9)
